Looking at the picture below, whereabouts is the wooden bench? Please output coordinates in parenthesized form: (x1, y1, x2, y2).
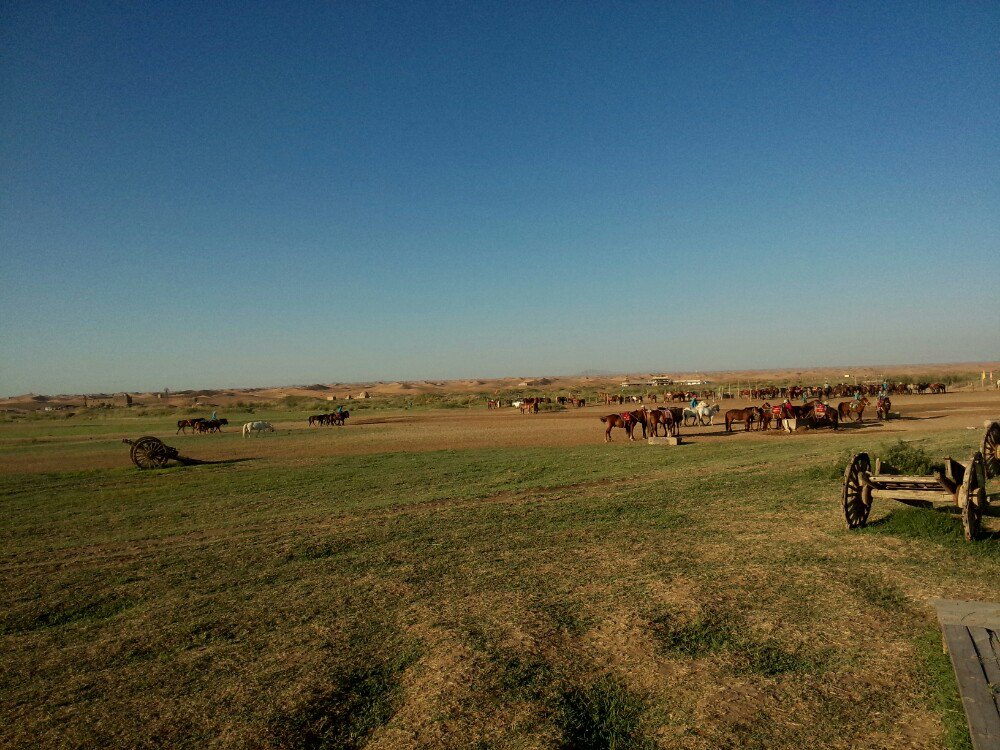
(931, 599, 1000, 750)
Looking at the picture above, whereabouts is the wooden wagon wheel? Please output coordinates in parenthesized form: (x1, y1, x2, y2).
(958, 453, 987, 542)
(130, 436, 170, 469)
(982, 421, 1000, 478)
(842, 452, 873, 529)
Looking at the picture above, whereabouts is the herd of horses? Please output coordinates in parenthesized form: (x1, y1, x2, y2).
(599, 395, 893, 441)
(307, 411, 350, 426)
(176, 418, 229, 434)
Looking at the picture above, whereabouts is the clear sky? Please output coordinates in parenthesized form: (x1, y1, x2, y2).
(2, 1, 998, 394)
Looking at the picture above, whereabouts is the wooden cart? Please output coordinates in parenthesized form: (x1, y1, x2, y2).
(842, 450, 989, 541)
(982, 420, 999, 478)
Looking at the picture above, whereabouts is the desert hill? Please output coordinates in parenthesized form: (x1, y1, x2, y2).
(2, 362, 996, 411)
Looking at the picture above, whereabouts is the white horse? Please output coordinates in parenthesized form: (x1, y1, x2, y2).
(684, 402, 720, 426)
(242, 421, 275, 437)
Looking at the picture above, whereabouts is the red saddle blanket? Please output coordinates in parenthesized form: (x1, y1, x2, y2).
(815, 404, 827, 416)
(621, 412, 632, 422)
(772, 405, 782, 416)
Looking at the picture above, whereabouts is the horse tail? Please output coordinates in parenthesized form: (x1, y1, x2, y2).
(599, 416, 607, 423)
(242, 422, 250, 438)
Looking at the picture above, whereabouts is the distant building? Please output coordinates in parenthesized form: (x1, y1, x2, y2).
(651, 376, 674, 386)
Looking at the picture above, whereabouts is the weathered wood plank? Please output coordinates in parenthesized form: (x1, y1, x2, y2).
(941, 623, 1000, 749)
(933, 600, 1000, 628)
(870, 474, 946, 484)
(968, 627, 1000, 698)
(869, 488, 953, 503)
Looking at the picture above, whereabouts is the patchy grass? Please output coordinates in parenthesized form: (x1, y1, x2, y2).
(649, 605, 822, 676)
(0, 416, 995, 748)
(558, 677, 654, 750)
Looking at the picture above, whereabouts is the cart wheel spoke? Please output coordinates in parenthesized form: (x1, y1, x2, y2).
(842, 453, 872, 529)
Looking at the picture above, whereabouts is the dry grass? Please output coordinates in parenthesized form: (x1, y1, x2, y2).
(2, 397, 998, 749)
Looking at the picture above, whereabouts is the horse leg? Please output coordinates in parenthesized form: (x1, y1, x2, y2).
(605, 424, 613, 442)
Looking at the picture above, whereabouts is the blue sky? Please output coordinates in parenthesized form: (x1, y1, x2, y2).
(1, 1, 998, 394)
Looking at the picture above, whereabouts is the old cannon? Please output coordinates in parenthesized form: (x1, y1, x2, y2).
(122, 437, 204, 469)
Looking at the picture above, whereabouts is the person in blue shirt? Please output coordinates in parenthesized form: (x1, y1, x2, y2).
(689, 396, 698, 409)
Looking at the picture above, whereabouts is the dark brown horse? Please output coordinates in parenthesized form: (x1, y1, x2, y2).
(759, 403, 773, 431)
(647, 408, 679, 437)
(807, 401, 839, 429)
(875, 396, 892, 420)
(599, 410, 647, 442)
(724, 408, 757, 432)
(330, 410, 350, 425)
(195, 418, 228, 433)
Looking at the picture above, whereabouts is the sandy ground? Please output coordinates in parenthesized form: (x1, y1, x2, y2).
(2, 391, 998, 475)
(3, 362, 998, 410)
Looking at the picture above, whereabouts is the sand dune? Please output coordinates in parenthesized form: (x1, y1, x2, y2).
(3, 362, 996, 411)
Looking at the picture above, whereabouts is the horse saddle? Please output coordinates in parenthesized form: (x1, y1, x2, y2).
(621, 412, 632, 422)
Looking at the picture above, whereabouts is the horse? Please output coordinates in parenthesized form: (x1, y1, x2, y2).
(875, 396, 892, 420)
(837, 397, 869, 423)
(684, 402, 720, 426)
(308, 414, 329, 426)
(647, 408, 679, 437)
(724, 408, 757, 432)
(807, 401, 839, 429)
(196, 418, 228, 433)
(599, 410, 647, 442)
(330, 410, 350, 425)
(759, 403, 773, 431)
(242, 421, 275, 437)
(176, 418, 206, 434)
(520, 401, 538, 414)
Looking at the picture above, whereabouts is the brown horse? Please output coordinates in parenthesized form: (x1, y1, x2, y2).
(176, 418, 206, 434)
(875, 396, 892, 420)
(759, 403, 773, 431)
(647, 408, 679, 437)
(837, 397, 869, 423)
(724, 408, 756, 432)
(807, 401, 839, 429)
(330, 410, 350, 425)
(599, 410, 647, 442)
(195, 418, 228, 433)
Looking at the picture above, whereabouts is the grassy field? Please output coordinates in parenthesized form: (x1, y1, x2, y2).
(2, 406, 998, 749)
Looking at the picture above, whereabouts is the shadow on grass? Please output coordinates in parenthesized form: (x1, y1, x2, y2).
(649, 605, 824, 676)
(1, 592, 136, 634)
(265, 637, 419, 750)
(863, 508, 1000, 558)
(177, 457, 259, 467)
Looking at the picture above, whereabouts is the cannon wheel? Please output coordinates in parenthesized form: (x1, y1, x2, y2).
(959, 453, 987, 542)
(842, 452, 873, 529)
(130, 436, 171, 469)
(982, 422, 1000, 478)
